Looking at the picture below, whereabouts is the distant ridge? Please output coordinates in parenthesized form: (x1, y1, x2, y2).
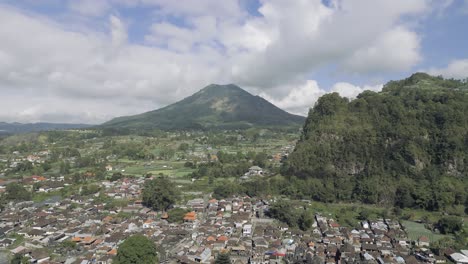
(102, 84, 305, 130)
(0, 122, 91, 134)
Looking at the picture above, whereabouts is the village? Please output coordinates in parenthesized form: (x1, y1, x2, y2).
(0, 173, 467, 264)
(0, 131, 466, 264)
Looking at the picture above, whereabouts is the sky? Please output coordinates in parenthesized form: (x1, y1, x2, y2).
(0, 0, 468, 124)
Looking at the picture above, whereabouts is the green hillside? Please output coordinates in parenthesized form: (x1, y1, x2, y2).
(102, 84, 305, 130)
(285, 73, 468, 212)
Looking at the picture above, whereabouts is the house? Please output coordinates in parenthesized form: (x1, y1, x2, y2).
(248, 166, 263, 176)
(143, 219, 155, 229)
(10, 246, 27, 254)
(27, 155, 41, 163)
(0, 238, 14, 248)
(183, 212, 197, 222)
(417, 236, 430, 247)
(209, 155, 218, 162)
(32, 175, 47, 181)
(242, 224, 252, 237)
(450, 253, 468, 264)
(105, 165, 113, 171)
(195, 248, 211, 263)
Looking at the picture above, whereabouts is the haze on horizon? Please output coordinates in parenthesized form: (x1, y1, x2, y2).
(0, 0, 467, 124)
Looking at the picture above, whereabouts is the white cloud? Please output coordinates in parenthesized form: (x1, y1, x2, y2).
(0, 0, 437, 123)
(145, 16, 218, 52)
(331, 82, 383, 99)
(0, 92, 155, 124)
(0, 7, 225, 123)
(342, 27, 421, 73)
(229, 0, 427, 88)
(110, 15, 127, 48)
(260, 80, 383, 116)
(427, 59, 468, 79)
(260, 80, 326, 115)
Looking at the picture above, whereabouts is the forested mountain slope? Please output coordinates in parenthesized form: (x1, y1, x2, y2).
(285, 73, 468, 212)
(102, 84, 305, 130)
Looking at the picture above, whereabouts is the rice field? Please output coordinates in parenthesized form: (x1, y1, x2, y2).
(401, 220, 450, 242)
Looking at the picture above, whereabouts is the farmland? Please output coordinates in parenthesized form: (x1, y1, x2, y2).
(401, 220, 450, 243)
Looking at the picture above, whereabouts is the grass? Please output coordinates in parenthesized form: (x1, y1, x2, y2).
(399, 208, 447, 223)
(7, 233, 25, 249)
(122, 162, 195, 178)
(401, 220, 450, 242)
(32, 190, 62, 202)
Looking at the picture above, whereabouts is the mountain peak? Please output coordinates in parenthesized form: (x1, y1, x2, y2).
(198, 83, 247, 94)
(103, 84, 305, 130)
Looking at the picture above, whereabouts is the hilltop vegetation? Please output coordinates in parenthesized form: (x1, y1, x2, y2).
(284, 73, 468, 213)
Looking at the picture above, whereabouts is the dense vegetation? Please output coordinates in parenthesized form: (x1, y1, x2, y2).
(267, 200, 314, 231)
(142, 177, 180, 211)
(284, 73, 468, 213)
(102, 84, 304, 130)
(114, 235, 158, 264)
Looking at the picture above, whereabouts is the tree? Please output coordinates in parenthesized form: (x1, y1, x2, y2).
(215, 252, 231, 264)
(178, 143, 190, 152)
(437, 216, 463, 234)
(10, 253, 29, 264)
(357, 208, 370, 221)
(166, 208, 189, 223)
(267, 200, 298, 228)
(110, 172, 123, 182)
(114, 235, 158, 264)
(159, 148, 175, 160)
(5, 183, 31, 201)
(213, 180, 241, 199)
(298, 210, 314, 231)
(81, 184, 100, 196)
(184, 161, 194, 168)
(59, 161, 70, 174)
(253, 152, 268, 168)
(142, 177, 179, 211)
(41, 162, 52, 172)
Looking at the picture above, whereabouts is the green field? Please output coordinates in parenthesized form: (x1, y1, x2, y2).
(401, 220, 450, 242)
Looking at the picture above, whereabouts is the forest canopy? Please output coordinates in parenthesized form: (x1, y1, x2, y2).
(284, 73, 468, 212)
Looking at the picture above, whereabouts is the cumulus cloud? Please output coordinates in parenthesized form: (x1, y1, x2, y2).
(260, 81, 326, 115)
(259, 80, 383, 116)
(0, 7, 224, 123)
(342, 27, 421, 73)
(230, 0, 427, 87)
(0, 92, 156, 124)
(0, 0, 441, 123)
(427, 59, 468, 79)
(331, 82, 383, 99)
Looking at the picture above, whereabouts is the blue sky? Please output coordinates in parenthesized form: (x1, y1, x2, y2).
(0, 0, 467, 123)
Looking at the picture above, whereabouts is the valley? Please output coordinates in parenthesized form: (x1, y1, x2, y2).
(0, 74, 467, 264)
